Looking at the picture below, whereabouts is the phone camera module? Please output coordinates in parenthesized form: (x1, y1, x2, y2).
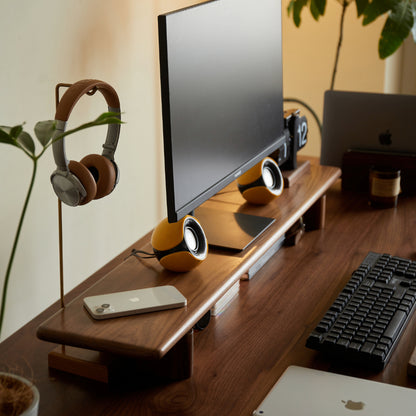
(96, 307, 105, 313)
(101, 303, 110, 308)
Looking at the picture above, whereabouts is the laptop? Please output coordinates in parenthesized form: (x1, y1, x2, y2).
(253, 366, 416, 415)
(320, 90, 416, 168)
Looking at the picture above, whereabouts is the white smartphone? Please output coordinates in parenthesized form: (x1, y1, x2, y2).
(83, 285, 187, 320)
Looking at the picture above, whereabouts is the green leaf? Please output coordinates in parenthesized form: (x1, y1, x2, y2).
(10, 125, 23, 139)
(93, 111, 122, 125)
(310, 0, 326, 20)
(16, 131, 35, 155)
(34, 120, 56, 147)
(362, 0, 395, 25)
(379, 0, 414, 58)
(288, 0, 295, 15)
(390, 0, 414, 37)
(51, 112, 124, 145)
(288, 0, 309, 27)
(0, 126, 11, 134)
(0, 127, 17, 147)
(355, 0, 369, 16)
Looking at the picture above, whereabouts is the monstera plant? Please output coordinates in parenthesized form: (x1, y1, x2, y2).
(0, 112, 122, 338)
(287, 0, 416, 89)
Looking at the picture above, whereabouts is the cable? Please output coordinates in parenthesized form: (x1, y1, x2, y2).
(125, 248, 156, 261)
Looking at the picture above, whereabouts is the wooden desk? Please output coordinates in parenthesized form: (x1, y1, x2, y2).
(1, 158, 416, 415)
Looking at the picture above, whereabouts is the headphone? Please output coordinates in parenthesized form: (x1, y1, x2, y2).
(50, 79, 121, 207)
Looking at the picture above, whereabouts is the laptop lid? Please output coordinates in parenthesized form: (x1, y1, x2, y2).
(253, 366, 416, 416)
(320, 90, 416, 168)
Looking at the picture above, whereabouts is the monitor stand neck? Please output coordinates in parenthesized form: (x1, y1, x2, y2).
(193, 206, 275, 252)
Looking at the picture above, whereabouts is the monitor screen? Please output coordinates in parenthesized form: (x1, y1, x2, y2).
(158, 0, 285, 223)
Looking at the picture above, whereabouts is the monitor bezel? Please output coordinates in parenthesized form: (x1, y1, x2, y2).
(158, 0, 286, 223)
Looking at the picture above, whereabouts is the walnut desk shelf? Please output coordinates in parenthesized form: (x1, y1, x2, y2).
(6, 157, 416, 415)
(34, 158, 340, 383)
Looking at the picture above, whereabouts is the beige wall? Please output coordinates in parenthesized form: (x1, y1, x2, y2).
(0, 0, 387, 340)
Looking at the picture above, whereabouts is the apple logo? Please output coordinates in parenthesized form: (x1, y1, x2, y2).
(379, 129, 392, 146)
(342, 400, 365, 411)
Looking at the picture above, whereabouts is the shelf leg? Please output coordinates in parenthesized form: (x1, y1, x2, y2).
(304, 194, 326, 231)
(47, 330, 194, 383)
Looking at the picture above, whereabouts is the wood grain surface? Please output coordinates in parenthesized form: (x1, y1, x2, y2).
(3, 158, 416, 416)
(36, 160, 340, 361)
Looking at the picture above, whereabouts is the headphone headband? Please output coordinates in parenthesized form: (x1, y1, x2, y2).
(52, 79, 121, 170)
(54, 79, 120, 121)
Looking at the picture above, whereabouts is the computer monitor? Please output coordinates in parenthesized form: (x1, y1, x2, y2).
(158, 0, 285, 250)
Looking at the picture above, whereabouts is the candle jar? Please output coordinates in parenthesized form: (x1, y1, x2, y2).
(369, 167, 401, 208)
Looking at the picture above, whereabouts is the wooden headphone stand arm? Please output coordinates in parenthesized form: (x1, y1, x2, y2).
(58, 199, 65, 309)
(55, 83, 69, 310)
(55, 83, 98, 109)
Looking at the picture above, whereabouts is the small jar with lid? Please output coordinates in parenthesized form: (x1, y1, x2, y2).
(369, 167, 401, 208)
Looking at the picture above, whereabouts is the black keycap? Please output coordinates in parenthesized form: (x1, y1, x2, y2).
(361, 342, 375, 355)
(383, 310, 406, 340)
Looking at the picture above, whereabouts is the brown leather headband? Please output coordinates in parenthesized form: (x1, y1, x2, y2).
(55, 79, 120, 121)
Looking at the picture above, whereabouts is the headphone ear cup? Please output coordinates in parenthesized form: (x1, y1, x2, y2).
(68, 160, 97, 205)
(80, 154, 117, 199)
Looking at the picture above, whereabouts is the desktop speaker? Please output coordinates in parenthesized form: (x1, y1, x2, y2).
(151, 215, 208, 272)
(237, 157, 284, 204)
(50, 79, 121, 207)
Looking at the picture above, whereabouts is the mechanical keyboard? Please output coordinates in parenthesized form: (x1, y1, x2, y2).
(306, 252, 416, 370)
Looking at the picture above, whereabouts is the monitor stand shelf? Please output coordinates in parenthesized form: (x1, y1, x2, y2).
(36, 158, 340, 383)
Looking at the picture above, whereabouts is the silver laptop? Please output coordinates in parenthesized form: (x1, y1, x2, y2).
(320, 90, 416, 168)
(253, 366, 416, 415)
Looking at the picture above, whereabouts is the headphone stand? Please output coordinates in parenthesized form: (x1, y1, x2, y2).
(58, 199, 65, 309)
(55, 83, 72, 310)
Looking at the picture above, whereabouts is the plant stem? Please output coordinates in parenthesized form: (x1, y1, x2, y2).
(330, 0, 349, 90)
(0, 158, 38, 337)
